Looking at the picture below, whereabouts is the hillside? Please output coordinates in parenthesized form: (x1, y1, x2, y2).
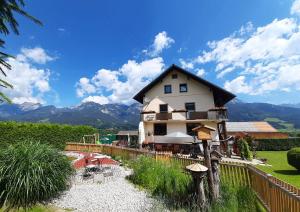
(1, 101, 300, 130)
(227, 101, 300, 130)
(0, 102, 141, 130)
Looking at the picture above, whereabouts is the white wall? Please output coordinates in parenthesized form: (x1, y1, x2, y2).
(143, 70, 215, 112)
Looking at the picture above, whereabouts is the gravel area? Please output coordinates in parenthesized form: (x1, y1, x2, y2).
(52, 165, 167, 212)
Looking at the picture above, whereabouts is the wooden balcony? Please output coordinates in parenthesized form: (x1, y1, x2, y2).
(186, 111, 208, 120)
(141, 108, 228, 122)
(156, 112, 172, 120)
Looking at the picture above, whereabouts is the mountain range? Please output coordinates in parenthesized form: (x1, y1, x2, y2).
(0, 101, 300, 130)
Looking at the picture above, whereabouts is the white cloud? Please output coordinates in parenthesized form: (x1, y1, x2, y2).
(0, 48, 52, 104)
(189, 15, 300, 95)
(179, 58, 194, 69)
(196, 68, 205, 77)
(224, 76, 253, 94)
(291, 0, 300, 16)
(82, 96, 109, 104)
(76, 77, 96, 97)
(20, 47, 54, 64)
(76, 57, 165, 104)
(145, 31, 174, 57)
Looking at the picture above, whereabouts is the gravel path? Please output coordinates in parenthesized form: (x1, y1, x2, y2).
(52, 165, 167, 212)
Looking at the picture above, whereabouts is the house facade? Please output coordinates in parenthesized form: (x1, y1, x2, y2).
(133, 64, 235, 152)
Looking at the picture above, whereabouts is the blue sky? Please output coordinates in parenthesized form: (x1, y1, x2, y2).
(2, 0, 300, 106)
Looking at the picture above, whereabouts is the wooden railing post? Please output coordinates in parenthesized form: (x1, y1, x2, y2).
(266, 174, 273, 211)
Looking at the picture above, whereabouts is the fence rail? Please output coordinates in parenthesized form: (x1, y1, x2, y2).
(65, 142, 300, 212)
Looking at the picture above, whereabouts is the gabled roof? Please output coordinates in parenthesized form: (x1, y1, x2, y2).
(226, 122, 278, 133)
(133, 64, 236, 106)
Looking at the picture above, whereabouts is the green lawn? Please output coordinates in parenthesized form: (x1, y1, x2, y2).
(256, 151, 300, 188)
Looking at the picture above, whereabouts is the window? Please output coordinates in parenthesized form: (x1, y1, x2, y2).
(186, 123, 201, 136)
(180, 83, 188, 92)
(154, 123, 167, 135)
(185, 102, 195, 111)
(164, 85, 172, 94)
(172, 74, 178, 79)
(159, 104, 168, 113)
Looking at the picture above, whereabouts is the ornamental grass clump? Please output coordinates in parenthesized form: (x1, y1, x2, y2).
(0, 141, 74, 210)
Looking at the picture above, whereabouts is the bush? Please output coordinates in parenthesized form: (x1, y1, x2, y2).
(0, 121, 98, 150)
(287, 147, 300, 170)
(238, 139, 252, 160)
(256, 138, 300, 151)
(0, 141, 74, 210)
(128, 156, 193, 204)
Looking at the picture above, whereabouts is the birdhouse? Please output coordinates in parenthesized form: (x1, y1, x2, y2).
(186, 163, 208, 208)
(186, 163, 208, 178)
(192, 125, 216, 141)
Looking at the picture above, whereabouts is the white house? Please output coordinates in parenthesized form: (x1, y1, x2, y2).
(133, 64, 235, 152)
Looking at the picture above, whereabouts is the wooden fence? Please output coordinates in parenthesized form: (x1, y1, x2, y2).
(65, 142, 300, 212)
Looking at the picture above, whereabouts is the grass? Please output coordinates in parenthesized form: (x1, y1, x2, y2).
(0, 205, 66, 212)
(128, 156, 261, 211)
(256, 151, 300, 188)
(128, 155, 193, 205)
(67, 156, 77, 161)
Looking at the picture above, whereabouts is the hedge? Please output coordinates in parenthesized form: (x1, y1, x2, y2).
(287, 148, 300, 170)
(0, 122, 98, 150)
(256, 138, 300, 151)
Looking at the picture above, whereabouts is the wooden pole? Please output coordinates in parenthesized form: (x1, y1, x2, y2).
(193, 175, 206, 208)
(202, 139, 216, 201)
(211, 159, 220, 199)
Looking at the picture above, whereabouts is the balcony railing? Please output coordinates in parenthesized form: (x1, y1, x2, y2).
(141, 108, 228, 121)
(156, 112, 172, 120)
(186, 111, 208, 120)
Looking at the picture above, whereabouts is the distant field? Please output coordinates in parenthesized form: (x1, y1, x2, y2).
(256, 151, 300, 188)
(264, 117, 300, 135)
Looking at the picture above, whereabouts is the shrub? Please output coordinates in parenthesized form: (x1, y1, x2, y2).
(287, 147, 300, 170)
(128, 156, 193, 204)
(0, 141, 74, 210)
(238, 139, 252, 160)
(0, 121, 98, 150)
(256, 138, 300, 151)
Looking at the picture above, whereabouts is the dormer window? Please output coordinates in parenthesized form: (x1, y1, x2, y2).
(180, 83, 188, 92)
(164, 85, 172, 94)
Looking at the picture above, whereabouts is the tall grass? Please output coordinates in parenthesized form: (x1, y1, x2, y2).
(210, 184, 258, 212)
(0, 141, 74, 210)
(128, 156, 193, 204)
(128, 156, 262, 211)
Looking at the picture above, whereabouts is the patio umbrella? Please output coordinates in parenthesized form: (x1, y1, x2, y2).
(127, 132, 131, 145)
(138, 121, 145, 146)
(158, 131, 193, 144)
(165, 132, 193, 138)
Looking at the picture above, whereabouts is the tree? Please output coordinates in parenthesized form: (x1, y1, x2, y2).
(0, 0, 42, 103)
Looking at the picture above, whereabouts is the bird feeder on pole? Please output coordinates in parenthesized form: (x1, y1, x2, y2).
(192, 124, 218, 201)
(186, 163, 208, 209)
